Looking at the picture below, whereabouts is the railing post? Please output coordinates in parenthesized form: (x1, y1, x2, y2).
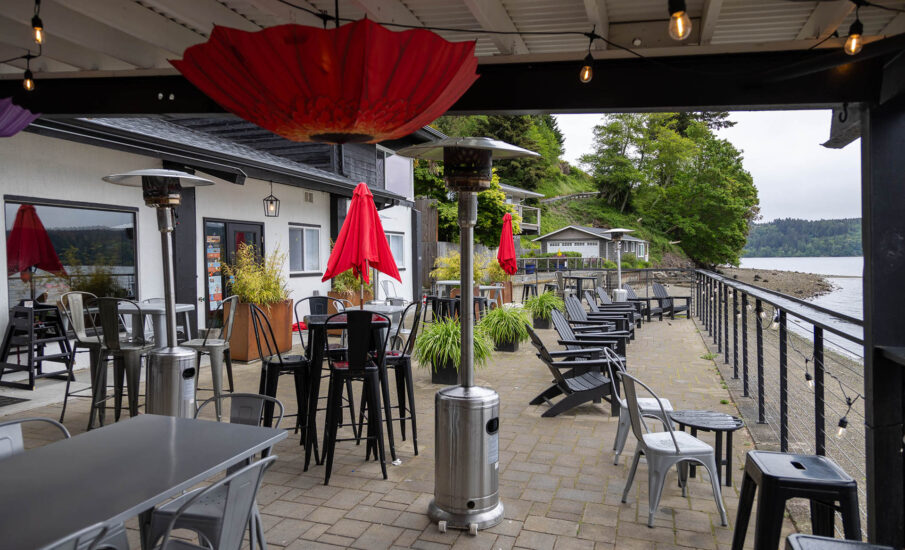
(779, 309, 788, 452)
(723, 285, 729, 364)
(742, 293, 749, 396)
(716, 281, 722, 348)
(756, 298, 765, 424)
(732, 287, 739, 377)
(814, 326, 825, 455)
(704, 276, 709, 330)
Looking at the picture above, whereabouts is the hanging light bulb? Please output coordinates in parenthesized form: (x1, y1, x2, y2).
(746, 304, 752, 312)
(758, 310, 766, 319)
(32, 0, 44, 45)
(844, 17, 863, 56)
(668, 0, 692, 41)
(805, 372, 814, 389)
(836, 416, 848, 437)
(579, 53, 593, 83)
(23, 68, 35, 91)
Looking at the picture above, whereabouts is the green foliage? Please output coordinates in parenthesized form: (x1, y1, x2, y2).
(413, 316, 493, 371)
(603, 260, 617, 269)
(222, 243, 290, 305)
(523, 291, 564, 321)
(62, 248, 129, 298)
(482, 255, 511, 283)
(743, 218, 861, 258)
(478, 306, 530, 345)
(523, 250, 582, 258)
(429, 251, 484, 282)
(329, 268, 374, 297)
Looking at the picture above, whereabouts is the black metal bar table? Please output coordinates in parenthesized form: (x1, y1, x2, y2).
(669, 409, 745, 486)
(303, 313, 394, 471)
(563, 275, 598, 297)
(0, 414, 286, 550)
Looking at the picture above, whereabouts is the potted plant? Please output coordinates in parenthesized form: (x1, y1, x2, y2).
(523, 291, 564, 330)
(328, 267, 374, 308)
(413, 316, 493, 385)
(481, 254, 514, 305)
(222, 243, 292, 361)
(478, 306, 529, 352)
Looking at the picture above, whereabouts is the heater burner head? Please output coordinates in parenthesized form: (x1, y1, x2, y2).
(103, 169, 214, 207)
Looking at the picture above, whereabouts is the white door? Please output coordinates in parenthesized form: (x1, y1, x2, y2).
(547, 240, 598, 257)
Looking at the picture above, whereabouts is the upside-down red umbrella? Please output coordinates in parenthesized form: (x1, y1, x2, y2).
(6, 204, 66, 300)
(323, 183, 401, 308)
(172, 19, 479, 144)
(497, 212, 518, 276)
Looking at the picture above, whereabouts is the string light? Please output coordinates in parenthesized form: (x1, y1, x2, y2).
(32, 0, 44, 45)
(837, 414, 849, 438)
(579, 33, 594, 83)
(23, 55, 35, 91)
(667, 0, 692, 41)
(845, 9, 864, 56)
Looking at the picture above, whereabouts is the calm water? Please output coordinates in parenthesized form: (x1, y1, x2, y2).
(739, 256, 863, 321)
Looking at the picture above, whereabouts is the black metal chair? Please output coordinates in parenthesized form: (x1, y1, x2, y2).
(652, 282, 691, 319)
(525, 325, 617, 417)
(322, 310, 392, 484)
(249, 304, 308, 431)
(623, 284, 664, 322)
(382, 300, 423, 454)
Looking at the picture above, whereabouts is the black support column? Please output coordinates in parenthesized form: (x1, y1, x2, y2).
(861, 96, 905, 548)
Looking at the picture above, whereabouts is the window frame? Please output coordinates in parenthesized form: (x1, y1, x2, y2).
(288, 223, 321, 277)
(386, 231, 405, 270)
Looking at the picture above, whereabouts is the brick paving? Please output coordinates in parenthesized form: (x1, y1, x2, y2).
(2, 316, 797, 549)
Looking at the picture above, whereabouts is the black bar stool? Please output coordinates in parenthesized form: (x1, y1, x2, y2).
(521, 283, 538, 302)
(732, 451, 861, 550)
(786, 535, 892, 550)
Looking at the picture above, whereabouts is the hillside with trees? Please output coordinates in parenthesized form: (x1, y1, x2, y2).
(743, 218, 862, 257)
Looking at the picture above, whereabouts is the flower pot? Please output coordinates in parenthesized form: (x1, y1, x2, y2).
(533, 316, 551, 330)
(226, 299, 292, 362)
(494, 338, 519, 352)
(431, 358, 459, 385)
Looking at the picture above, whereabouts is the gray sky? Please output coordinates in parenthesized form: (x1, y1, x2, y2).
(554, 111, 862, 223)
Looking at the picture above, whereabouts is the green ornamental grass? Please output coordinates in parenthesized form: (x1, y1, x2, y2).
(477, 306, 529, 346)
(523, 291, 564, 321)
(222, 243, 290, 305)
(413, 316, 493, 372)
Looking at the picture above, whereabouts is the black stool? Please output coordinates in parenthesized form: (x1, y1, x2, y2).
(732, 451, 861, 550)
(543, 283, 559, 295)
(786, 534, 892, 550)
(521, 283, 538, 302)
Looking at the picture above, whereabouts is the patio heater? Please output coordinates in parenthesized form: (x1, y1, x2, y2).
(103, 169, 214, 417)
(603, 228, 634, 302)
(398, 138, 539, 534)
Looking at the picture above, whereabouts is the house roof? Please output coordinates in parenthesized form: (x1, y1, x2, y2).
(27, 116, 414, 208)
(532, 225, 647, 243)
(499, 183, 544, 199)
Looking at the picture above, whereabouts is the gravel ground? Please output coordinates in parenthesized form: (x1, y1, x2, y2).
(718, 267, 833, 300)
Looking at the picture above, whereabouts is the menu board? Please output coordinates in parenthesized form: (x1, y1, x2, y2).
(206, 235, 223, 311)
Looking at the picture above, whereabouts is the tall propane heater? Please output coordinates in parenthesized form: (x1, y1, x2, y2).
(398, 138, 539, 534)
(603, 228, 634, 302)
(103, 169, 214, 417)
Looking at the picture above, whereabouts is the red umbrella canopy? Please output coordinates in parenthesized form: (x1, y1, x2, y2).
(497, 212, 517, 276)
(6, 204, 66, 277)
(171, 19, 479, 144)
(323, 183, 401, 284)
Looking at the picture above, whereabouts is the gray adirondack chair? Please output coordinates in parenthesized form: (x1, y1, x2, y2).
(551, 308, 628, 358)
(598, 347, 674, 465)
(652, 282, 690, 319)
(593, 287, 643, 326)
(564, 295, 634, 340)
(183, 295, 239, 421)
(623, 284, 664, 322)
(618, 371, 728, 528)
(526, 325, 617, 417)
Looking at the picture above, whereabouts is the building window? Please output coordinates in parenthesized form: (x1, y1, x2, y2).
(638, 243, 645, 257)
(289, 225, 320, 272)
(387, 233, 404, 268)
(5, 199, 138, 305)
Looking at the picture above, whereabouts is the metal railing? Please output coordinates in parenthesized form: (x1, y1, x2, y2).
(513, 204, 540, 231)
(695, 269, 866, 535)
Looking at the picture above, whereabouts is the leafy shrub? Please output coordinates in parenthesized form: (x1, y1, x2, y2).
(62, 248, 129, 298)
(603, 260, 617, 269)
(430, 251, 484, 282)
(330, 268, 374, 297)
(222, 243, 290, 305)
(477, 306, 529, 345)
(413, 316, 493, 371)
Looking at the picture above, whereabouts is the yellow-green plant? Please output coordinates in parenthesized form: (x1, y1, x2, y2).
(413, 316, 493, 372)
(523, 291, 564, 321)
(222, 243, 290, 305)
(481, 254, 511, 283)
(430, 251, 483, 282)
(330, 268, 374, 297)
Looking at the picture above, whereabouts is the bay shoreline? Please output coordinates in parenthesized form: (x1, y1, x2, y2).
(718, 266, 834, 300)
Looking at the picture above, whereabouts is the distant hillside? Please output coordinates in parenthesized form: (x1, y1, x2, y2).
(743, 218, 861, 257)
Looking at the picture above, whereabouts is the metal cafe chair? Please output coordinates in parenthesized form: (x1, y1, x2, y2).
(182, 295, 239, 421)
(150, 456, 277, 550)
(618, 371, 728, 528)
(0, 418, 131, 550)
(250, 304, 307, 432)
(58, 291, 107, 425)
(147, 394, 284, 550)
(96, 297, 155, 424)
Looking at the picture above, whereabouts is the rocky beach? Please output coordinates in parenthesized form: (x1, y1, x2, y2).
(719, 266, 834, 299)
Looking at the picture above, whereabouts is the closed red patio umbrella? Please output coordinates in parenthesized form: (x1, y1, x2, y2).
(497, 212, 517, 276)
(6, 204, 66, 300)
(322, 183, 401, 308)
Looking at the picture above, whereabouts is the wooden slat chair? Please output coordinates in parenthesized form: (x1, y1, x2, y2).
(565, 295, 634, 340)
(583, 290, 642, 329)
(623, 284, 664, 322)
(652, 282, 690, 319)
(526, 324, 617, 417)
(594, 287, 643, 327)
(551, 308, 628, 359)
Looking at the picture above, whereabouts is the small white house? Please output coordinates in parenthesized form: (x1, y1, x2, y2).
(0, 116, 435, 332)
(532, 225, 649, 261)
